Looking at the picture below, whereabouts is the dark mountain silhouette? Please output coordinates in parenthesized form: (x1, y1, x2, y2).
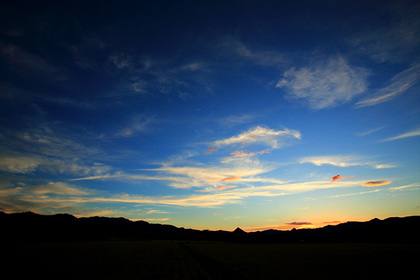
(1, 211, 419, 243)
(233, 227, 245, 234)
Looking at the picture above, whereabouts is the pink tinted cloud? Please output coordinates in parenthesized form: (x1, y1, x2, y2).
(362, 180, 392, 187)
(331, 175, 354, 182)
(205, 148, 218, 154)
(216, 185, 237, 191)
(201, 176, 241, 182)
(221, 176, 241, 182)
(331, 175, 345, 182)
(231, 150, 253, 157)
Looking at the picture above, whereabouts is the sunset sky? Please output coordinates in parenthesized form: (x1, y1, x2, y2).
(1, 0, 419, 231)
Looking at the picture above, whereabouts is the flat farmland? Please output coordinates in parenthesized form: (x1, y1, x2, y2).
(2, 240, 419, 279)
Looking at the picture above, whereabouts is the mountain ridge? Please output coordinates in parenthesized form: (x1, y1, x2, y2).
(1, 211, 419, 243)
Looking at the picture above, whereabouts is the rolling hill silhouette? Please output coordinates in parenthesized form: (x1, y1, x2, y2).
(1, 211, 419, 243)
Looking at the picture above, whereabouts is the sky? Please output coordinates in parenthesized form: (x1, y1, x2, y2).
(1, 0, 420, 231)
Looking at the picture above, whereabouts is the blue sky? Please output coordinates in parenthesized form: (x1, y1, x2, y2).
(1, 0, 419, 231)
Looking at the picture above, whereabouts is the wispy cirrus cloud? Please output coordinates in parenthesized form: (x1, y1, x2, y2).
(145, 209, 169, 215)
(109, 53, 134, 70)
(0, 43, 69, 82)
(142, 218, 169, 222)
(0, 123, 112, 177)
(117, 114, 155, 137)
(390, 183, 420, 191)
(200, 176, 241, 183)
(70, 173, 188, 184)
(0, 178, 366, 214)
(0, 182, 93, 197)
(71, 154, 274, 190)
(0, 153, 112, 177)
(221, 37, 287, 67)
(221, 176, 241, 182)
(277, 56, 369, 109)
(255, 180, 364, 193)
(72, 124, 295, 190)
(382, 127, 420, 142)
(0, 181, 97, 213)
(213, 126, 301, 149)
(349, 6, 420, 63)
(148, 157, 272, 189)
(356, 63, 420, 108)
(357, 126, 386, 136)
(216, 185, 237, 191)
(230, 149, 271, 158)
(0, 156, 42, 174)
(328, 189, 383, 198)
(299, 155, 395, 169)
(107, 51, 213, 98)
(30, 182, 93, 196)
(218, 114, 256, 128)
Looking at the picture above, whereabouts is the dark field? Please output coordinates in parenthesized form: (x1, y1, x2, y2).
(2, 240, 419, 279)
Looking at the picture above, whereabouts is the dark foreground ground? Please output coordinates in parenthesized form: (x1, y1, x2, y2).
(2, 240, 419, 280)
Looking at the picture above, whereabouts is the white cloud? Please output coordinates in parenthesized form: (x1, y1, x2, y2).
(0, 176, 366, 211)
(142, 218, 169, 222)
(0, 123, 113, 177)
(109, 53, 133, 70)
(12, 126, 100, 159)
(356, 126, 386, 136)
(212, 126, 301, 149)
(70, 125, 298, 190)
(219, 114, 256, 127)
(73, 156, 276, 190)
(31, 182, 93, 196)
(0, 156, 42, 174)
(0, 181, 96, 213)
(230, 149, 271, 157)
(153, 157, 272, 189)
(222, 38, 287, 66)
(349, 7, 420, 63)
(328, 189, 383, 198)
(299, 155, 395, 169)
(300, 155, 362, 167)
(0, 154, 112, 176)
(382, 127, 420, 142)
(391, 183, 420, 191)
(107, 52, 214, 97)
(179, 62, 208, 72)
(257, 180, 364, 193)
(356, 63, 420, 108)
(277, 56, 369, 109)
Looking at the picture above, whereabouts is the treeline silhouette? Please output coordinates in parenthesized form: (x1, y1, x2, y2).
(1, 211, 419, 243)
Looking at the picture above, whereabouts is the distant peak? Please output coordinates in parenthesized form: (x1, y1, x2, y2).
(233, 227, 246, 234)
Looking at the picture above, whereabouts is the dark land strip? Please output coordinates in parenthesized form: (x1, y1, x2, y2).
(178, 242, 244, 280)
